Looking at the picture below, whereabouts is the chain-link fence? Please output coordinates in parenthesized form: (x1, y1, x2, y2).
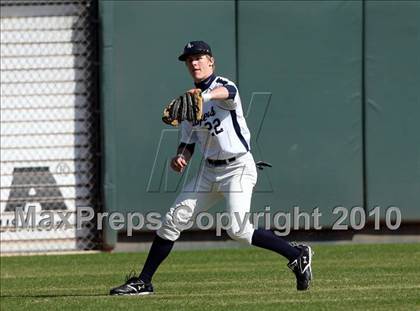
(0, 0, 101, 253)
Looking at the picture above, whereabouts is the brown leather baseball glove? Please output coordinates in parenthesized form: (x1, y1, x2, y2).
(162, 89, 203, 126)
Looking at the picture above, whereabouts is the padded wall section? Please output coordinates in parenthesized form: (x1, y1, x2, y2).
(238, 1, 364, 226)
(365, 1, 420, 220)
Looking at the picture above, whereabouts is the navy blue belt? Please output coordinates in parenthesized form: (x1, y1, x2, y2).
(207, 156, 236, 166)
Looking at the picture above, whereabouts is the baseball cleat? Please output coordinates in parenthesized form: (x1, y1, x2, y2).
(287, 244, 313, 291)
(110, 275, 154, 296)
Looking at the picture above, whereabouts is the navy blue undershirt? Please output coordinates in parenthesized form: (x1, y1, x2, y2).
(194, 74, 216, 92)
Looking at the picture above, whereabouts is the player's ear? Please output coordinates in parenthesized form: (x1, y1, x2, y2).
(209, 56, 215, 67)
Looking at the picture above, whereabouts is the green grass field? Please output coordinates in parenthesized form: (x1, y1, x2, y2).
(1, 243, 419, 310)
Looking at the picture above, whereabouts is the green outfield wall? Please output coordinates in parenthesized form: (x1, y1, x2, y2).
(365, 1, 420, 221)
(99, 0, 420, 248)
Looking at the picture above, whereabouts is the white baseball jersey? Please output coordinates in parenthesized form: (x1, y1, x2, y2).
(180, 75, 251, 160)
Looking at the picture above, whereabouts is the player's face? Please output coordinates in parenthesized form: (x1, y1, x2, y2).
(185, 54, 214, 82)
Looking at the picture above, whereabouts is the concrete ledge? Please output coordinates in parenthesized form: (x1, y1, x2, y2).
(0, 250, 101, 257)
(352, 234, 420, 243)
(112, 224, 420, 252)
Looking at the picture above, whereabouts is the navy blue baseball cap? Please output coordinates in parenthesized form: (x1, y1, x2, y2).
(178, 41, 212, 61)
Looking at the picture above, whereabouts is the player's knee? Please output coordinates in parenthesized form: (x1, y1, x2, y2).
(158, 204, 194, 241)
(171, 204, 194, 227)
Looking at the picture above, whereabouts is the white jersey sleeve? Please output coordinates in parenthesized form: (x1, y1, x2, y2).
(214, 79, 238, 110)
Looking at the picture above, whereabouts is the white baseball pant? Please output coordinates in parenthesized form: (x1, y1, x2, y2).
(157, 152, 258, 244)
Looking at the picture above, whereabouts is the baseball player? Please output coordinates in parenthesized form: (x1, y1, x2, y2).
(110, 41, 313, 295)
